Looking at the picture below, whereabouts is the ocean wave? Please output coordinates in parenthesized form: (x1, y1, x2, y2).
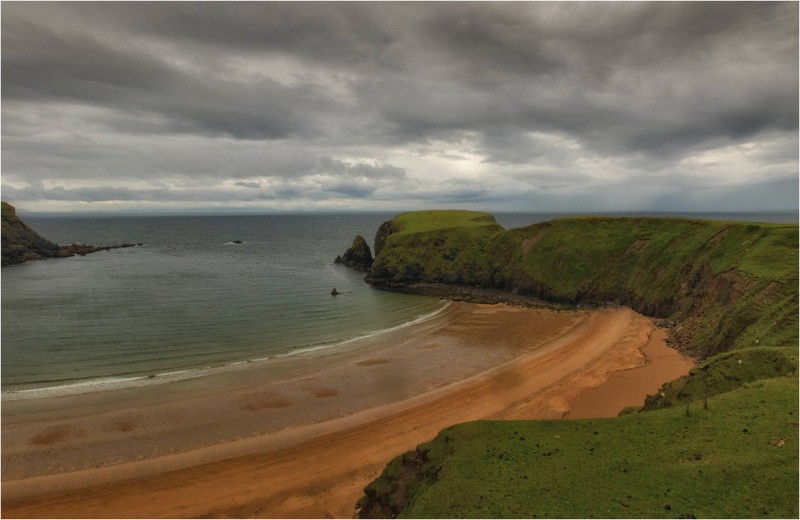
(1, 300, 450, 401)
(274, 300, 451, 358)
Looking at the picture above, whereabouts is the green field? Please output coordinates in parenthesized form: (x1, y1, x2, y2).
(386, 210, 503, 237)
(357, 210, 799, 518)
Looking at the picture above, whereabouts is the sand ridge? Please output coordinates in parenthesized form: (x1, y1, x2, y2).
(1, 302, 693, 518)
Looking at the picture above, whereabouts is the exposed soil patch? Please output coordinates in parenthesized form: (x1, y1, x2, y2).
(706, 225, 733, 247)
(625, 238, 650, 254)
(521, 228, 550, 255)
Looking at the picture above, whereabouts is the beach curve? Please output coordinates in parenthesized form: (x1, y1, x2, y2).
(1, 302, 693, 518)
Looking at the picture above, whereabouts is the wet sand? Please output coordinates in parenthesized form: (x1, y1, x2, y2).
(1, 302, 693, 518)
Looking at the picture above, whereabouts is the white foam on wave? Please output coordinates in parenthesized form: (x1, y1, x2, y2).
(1, 300, 451, 401)
(276, 300, 451, 358)
(1, 369, 210, 401)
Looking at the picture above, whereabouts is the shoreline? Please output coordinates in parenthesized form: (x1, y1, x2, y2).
(2, 301, 453, 400)
(2, 302, 694, 518)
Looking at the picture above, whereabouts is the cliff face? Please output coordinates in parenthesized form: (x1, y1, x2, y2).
(365, 211, 798, 359)
(1, 201, 139, 266)
(1, 202, 63, 266)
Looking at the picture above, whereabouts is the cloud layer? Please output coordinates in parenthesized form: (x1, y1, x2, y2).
(2, 2, 797, 212)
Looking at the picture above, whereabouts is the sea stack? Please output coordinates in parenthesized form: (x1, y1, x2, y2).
(334, 234, 374, 271)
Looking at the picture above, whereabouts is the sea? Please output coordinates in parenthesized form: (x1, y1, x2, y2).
(2, 210, 796, 397)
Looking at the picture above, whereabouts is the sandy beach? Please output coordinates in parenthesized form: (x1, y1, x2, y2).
(1, 302, 693, 518)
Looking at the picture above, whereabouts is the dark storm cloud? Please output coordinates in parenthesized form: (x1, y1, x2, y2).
(1, 1, 797, 212)
(377, 1, 799, 155)
(2, 23, 332, 140)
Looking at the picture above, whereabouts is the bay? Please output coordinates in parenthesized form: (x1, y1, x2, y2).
(1, 214, 442, 392)
(3, 210, 794, 394)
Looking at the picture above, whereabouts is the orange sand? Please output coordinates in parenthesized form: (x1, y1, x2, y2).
(1, 302, 693, 518)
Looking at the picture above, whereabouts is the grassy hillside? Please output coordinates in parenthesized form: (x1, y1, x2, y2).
(638, 347, 798, 412)
(359, 376, 798, 519)
(357, 210, 798, 518)
(367, 212, 798, 358)
(368, 210, 504, 287)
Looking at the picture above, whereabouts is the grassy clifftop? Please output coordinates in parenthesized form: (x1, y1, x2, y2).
(357, 210, 798, 519)
(367, 211, 798, 358)
(368, 210, 505, 287)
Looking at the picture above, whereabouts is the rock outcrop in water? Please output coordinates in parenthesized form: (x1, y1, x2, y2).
(335, 234, 374, 271)
(1, 201, 139, 266)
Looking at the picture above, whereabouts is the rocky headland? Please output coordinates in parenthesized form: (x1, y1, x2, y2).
(344, 210, 797, 360)
(341, 210, 798, 518)
(1, 201, 139, 266)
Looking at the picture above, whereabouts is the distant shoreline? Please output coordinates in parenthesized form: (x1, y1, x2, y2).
(17, 210, 800, 225)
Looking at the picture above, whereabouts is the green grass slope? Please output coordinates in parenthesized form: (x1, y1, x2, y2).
(368, 210, 505, 287)
(367, 212, 798, 358)
(639, 347, 798, 412)
(359, 376, 798, 519)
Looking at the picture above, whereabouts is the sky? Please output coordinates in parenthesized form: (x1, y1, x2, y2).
(2, 1, 798, 214)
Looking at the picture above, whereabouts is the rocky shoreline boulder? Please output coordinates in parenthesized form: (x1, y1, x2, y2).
(335, 234, 374, 271)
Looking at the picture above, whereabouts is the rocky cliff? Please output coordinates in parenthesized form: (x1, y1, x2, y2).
(2, 202, 64, 266)
(2, 201, 139, 266)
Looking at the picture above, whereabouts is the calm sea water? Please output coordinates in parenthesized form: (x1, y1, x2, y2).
(2, 210, 795, 395)
(1, 213, 443, 393)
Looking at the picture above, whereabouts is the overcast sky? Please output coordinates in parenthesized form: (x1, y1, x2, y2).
(2, 1, 798, 213)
